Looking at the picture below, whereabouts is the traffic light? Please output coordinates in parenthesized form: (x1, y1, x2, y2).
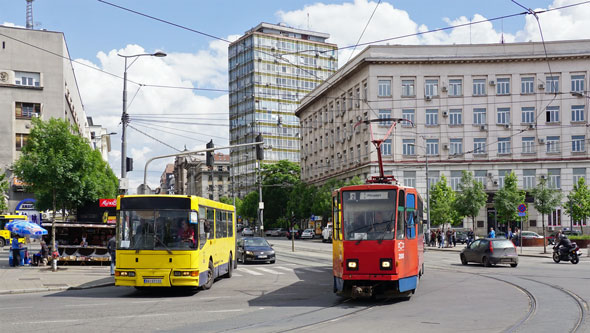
(125, 157, 133, 172)
(206, 140, 214, 167)
(255, 133, 264, 160)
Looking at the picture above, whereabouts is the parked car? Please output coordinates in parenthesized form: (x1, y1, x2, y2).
(285, 229, 301, 239)
(455, 231, 469, 244)
(265, 228, 276, 237)
(300, 229, 315, 239)
(271, 228, 286, 237)
(495, 231, 507, 239)
(520, 231, 543, 239)
(548, 230, 581, 245)
(460, 238, 518, 267)
(241, 227, 254, 237)
(237, 237, 275, 264)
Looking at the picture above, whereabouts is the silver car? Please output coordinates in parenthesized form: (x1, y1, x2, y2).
(242, 228, 254, 237)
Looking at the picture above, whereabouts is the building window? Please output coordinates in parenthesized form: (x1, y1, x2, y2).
(546, 76, 559, 93)
(573, 168, 586, 184)
(548, 209, 562, 226)
(498, 137, 511, 154)
(425, 79, 439, 98)
(403, 139, 415, 156)
(378, 79, 391, 97)
(473, 79, 486, 96)
(497, 108, 510, 124)
(546, 136, 560, 153)
(572, 135, 585, 152)
(548, 168, 561, 189)
(449, 109, 462, 125)
(450, 139, 462, 156)
(15, 102, 41, 119)
(402, 79, 415, 97)
(16, 133, 29, 150)
(426, 109, 438, 126)
(348, 90, 354, 110)
(473, 108, 486, 125)
(448, 79, 462, 96)
(426, 139, 439, 156)
(498, 169, 511, 188)
(355, 86, 360, 108)
(521, 107, 535, 123)
(571, 105, 585, 122)
(496, 78, 510, 95)
(428, 171, 440, 189)
(363, 81, 368, 101)
(474, 138, 486, 154)
(523, 169, 536, 190)
(14, 71, 40, 87)
(450, 171, 462, 191)
(571, 75, 585, 93)
(403, 171, 416, 188)
(474, 170, 487, 186)
(402, 109, 415, 127)
(521, 77, 534, 94)
(546, 106, 560, 123)
(522, 137, 535, 154)
(382, 139, 392, 155)
(378, 109, 392, 125)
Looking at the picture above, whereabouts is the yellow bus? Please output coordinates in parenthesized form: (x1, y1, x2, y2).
(115, 195, 236, 289)
(0, 215, 27, 247)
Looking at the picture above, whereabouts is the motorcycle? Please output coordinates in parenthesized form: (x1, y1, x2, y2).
(552, 243, 582, 264)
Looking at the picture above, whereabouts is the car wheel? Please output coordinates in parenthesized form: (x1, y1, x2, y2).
(460, 254, 468, 265)
(202, 260, 214, 290)
(510, 263, 518, 267)
(483, 256, 492, 267)
(269, 260, 275, 264)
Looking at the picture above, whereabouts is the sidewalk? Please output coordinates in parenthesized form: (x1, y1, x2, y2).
(426, 243, 589, 259)
(0, 246, 114, 295)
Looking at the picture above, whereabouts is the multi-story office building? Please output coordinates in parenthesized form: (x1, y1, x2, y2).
(228, 22, 337, 197)
(0, 25, 91, 212)
(174, 153, 231, 200)
(296, 40, 590, 235)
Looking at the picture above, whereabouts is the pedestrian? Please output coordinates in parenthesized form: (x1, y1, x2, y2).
(514, 227, 520, 246)
(445, 229, 452, 248)
(488, 227, 495, 238)
(437, 229, 443, 248)
(467, 228, 475, 245)
(452, 229, 457, 247)
(430, 230, 436, 247)
(11, 233, 22, 267)
(107, 234, 116, 276)
(507, 228, 513, 242)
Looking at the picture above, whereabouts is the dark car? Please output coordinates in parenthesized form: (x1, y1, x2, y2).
(285, 229, 301, 239)
(237, 237, 275, 264)
(455, 231, 469, 244)
(460, 238, 518, 267)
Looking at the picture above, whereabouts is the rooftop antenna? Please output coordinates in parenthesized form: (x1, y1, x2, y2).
(500, 18, 505, 44)
(26, 0, 34, 29)
(307, 13, 310, 30)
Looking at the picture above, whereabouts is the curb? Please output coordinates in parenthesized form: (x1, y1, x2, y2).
(0, 282, 115, 295)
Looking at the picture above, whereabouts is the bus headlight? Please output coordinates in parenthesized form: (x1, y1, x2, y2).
(115, 271, 135, 277)
(174, 271, 199, 277)
(380, 258, 393, 270)
(346, 259, 359, 271)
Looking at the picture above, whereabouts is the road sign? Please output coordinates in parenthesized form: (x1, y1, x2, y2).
(518, 204, 527, 213)
(518, 212, 526, 217)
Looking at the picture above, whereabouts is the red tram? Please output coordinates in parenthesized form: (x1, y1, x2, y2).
(331, 118, 425, 298)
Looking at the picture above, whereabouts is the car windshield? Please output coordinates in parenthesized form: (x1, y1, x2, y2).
(244, 238, 269, 247)
(119, 209, 197, 250)
(492, 240, 514, 248)
(342, 190, 396, 241)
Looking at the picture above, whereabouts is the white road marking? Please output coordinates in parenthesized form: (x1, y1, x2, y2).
(232, 273, 243, 277)
(275, 266, 295, 272)
(238, 267, 263, 276)
(256, 267, 284, 275)
(0, 306, 32, 310)
(205, 309, 244, 313)
(64, 303, 109, 307)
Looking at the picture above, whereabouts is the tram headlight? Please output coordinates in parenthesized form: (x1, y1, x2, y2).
(346, 259, 359, 271)
(380, 258, 393, 270)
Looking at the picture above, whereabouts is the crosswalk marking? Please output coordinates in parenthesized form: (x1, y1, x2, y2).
(237, 267, 263, 276)
(256, 267, 284, 274)
(235, 265, 331, 277)
(275, 266, 294, 272)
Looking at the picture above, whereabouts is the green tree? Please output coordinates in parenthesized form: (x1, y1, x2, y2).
(238, 191, 258, 223)
(493, 172, 525, 234)
(219, 196, 242, 215)
(564, 177, 590, 235)
(261, 160, 300, 224)
(531, 176, 562, 253)
(0, 172, 9, 213)
(454, 171, 487, 231)
(429, 175, 457, 229)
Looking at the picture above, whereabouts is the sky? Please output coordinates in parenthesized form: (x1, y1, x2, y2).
(2, 0, 589, 192)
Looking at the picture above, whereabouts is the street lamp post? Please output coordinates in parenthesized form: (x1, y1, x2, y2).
(118, 51, 166, 193)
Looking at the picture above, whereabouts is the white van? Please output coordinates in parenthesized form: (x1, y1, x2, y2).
(322, 224, 333, 243)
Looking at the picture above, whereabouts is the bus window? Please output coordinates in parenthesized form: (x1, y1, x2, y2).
(228, 212, 234, 237)
(396, 190, 405, 240)
(216, 210, 224, 238)
(199, 207, 207, 249)
(206, 208, 215, 240)
(406, 193, 416, 239)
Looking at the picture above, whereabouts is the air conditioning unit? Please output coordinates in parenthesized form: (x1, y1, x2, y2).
(443, 144, 449, 150)
(504, 124, 510, 129)
(425, 96, 432, 101)
(538, 138, 545, 144)
(330, 143, 334, 148)
(538, 83, 545, 90)
(493, 180, 499, 186)
(528, 124, 535, 130)
(347, 134, 352, 141)
(356, 115, 362, 121)
(487, 172, 493, 178)
(489, 80, 495, 86)
(340, 137, 346, 144)
(480, 125, 488, 131)
(540, 175, 546, 179)
(441, 86, 448, 92)
(442, 111, 448, 117)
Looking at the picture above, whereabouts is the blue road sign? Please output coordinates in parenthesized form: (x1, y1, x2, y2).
(518, 212, 526, 217)
(518, 204, 527, 213)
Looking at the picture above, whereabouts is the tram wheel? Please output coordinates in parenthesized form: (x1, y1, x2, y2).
(202, 260, 214, 290)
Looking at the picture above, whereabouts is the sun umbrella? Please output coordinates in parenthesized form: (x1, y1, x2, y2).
(5, 220, 48, 238)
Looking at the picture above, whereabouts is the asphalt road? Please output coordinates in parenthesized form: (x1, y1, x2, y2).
(0, 239, 588, 333)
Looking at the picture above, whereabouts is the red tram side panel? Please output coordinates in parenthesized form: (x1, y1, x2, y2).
(332, 184, 425, 298)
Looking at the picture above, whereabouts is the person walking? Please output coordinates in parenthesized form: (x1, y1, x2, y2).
(452, 229, 457, 247)
(467, 228, 475, 245)
(488, 227, 496, 238)
(107, 234, 116, 276)
(437, 229, 443, 248)
(11, 234, 22, 267)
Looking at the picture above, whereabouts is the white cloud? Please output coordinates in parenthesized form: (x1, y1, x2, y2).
(1, 22, 25, 28)
(517, 0, 590, 42)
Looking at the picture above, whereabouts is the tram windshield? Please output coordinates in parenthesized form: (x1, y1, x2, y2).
(342, 190, 397, 241)
(118, 209, 197, 250)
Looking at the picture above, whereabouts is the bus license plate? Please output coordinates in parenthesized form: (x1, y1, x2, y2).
(258, 255, 267, 259)
(144, 278, 162, 284)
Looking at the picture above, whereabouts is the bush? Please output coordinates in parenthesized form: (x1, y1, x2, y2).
(569, 235, 590, 240)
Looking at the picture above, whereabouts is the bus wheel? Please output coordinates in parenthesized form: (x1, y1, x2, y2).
(203, 261, 214, 290)
(225, 254, 233, 278)
(0, 238, 5, 247)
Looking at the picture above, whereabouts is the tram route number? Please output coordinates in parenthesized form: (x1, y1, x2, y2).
(397, 242, 405, 260)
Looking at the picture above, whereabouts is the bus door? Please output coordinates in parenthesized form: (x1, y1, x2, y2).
(198, 207, 215, 268)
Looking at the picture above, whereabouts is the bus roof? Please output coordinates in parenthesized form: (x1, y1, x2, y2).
(0, 215, 27, 220)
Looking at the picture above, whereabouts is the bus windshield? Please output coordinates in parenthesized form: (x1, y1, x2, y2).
(342, 190, 397, 241)
(118, 209, 197, 250)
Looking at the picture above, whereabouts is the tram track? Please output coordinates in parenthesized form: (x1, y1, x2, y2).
(429, 264, 587, 333)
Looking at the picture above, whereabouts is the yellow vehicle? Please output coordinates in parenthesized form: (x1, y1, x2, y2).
(0, 215, 27, 247)
(115, 195, 236, 289)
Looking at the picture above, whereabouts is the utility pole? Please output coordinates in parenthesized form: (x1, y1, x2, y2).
(258, 160, 263, 236)
(425, 151, 431, 232)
